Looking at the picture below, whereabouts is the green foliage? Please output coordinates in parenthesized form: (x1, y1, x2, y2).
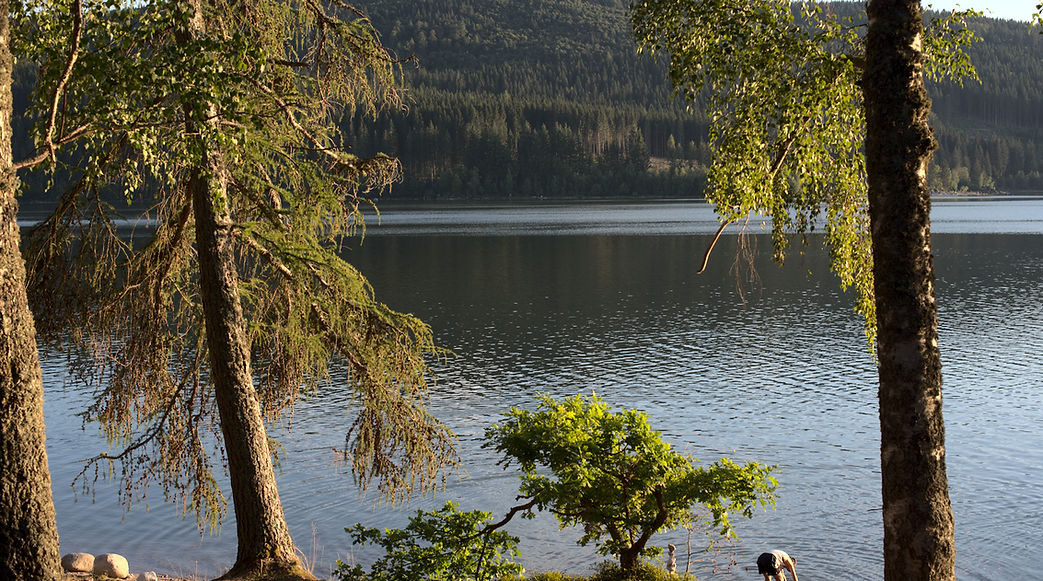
(336, 501, 523, 581)
(924, 8, 983, 85)
(630, 0, 984, 343)
(13, 0, 455, 529)
(485, 394, 775, 571)
(341, 397, 754, 577)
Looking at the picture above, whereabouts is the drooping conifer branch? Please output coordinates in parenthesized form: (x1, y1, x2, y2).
(18, 0, 457, 546)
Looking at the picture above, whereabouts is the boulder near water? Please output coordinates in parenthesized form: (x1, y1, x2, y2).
(60, 553, 94, 573)
(93, 553, 130, 578)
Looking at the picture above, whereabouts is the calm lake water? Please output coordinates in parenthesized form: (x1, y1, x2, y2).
(41, 197, 1043, 579)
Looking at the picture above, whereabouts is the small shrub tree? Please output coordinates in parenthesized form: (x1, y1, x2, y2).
(336, 501, 523, 581)
(484, 394, 777, 572)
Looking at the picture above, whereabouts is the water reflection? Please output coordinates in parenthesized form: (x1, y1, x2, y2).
(42, 201, 1043, 580)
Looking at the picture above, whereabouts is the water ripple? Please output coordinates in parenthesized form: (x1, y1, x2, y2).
(42, 229, 1043, 580)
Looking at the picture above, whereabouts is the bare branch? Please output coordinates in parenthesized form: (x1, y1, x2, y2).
(482, 497, 539, 535)
(247, 77, 351, 168)
(697, 219, 732, 274)
(450, 496, 540, 545)
(14, 124, 92, 170)
(239, 232, 294, 279)
(44, 0, 85, 166)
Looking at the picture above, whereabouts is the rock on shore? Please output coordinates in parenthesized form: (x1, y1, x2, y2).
(60, 553, 94, 573)
(94, 553, 130, 578)
(61, 551, 170, 580)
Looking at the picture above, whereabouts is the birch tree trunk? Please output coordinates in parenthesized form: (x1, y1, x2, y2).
(863, 1, 955, 579)
(0, 4, 62, 578)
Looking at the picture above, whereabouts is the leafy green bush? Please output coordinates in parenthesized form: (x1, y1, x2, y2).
(341, 394, 773, 578)
(336, 501, 523, 581)
(485, 394, 776, 572)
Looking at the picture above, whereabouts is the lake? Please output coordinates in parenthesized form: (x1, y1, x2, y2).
(42, 197, 1043, 579)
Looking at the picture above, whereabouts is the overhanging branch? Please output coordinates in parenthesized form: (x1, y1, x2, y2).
(697, 114, 807, 274)
(43, 0, 85, 167)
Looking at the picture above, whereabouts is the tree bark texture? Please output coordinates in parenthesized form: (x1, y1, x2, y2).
(190, 154, 308, 580)
(0, 5, 63, 579)
(180, 3, 310, 579)
(863, 1, 955, 580)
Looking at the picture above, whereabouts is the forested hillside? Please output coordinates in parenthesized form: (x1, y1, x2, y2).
(11, 1, 1043, 201)
(342, 0, 1043, 199)
(929, 16, 1043, 191)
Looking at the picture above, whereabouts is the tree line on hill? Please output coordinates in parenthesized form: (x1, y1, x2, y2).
(335, 0, 1043, 199)
(12, 2, 1042, 202)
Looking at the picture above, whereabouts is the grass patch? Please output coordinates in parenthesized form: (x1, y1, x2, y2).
(507, 561, 698, 581)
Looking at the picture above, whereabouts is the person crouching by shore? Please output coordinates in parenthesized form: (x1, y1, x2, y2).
(757, 550, 798, 581)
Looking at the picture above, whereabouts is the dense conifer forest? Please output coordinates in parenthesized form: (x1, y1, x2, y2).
(343, 0, 1043, 199)
(13, 1, 1043, 201)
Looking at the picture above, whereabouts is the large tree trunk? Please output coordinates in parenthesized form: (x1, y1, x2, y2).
(189, 153, 310, 581)
(863, 2, 955, 580)
(180, 3, 311, 580)
(0, 6, 62, 579)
